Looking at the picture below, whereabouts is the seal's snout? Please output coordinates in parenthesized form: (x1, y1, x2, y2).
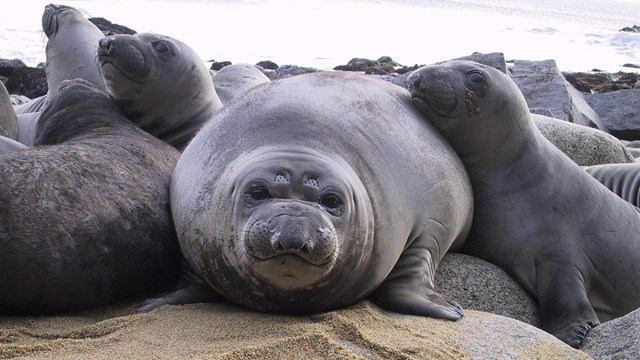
(98, 37, 115, 55)
(406, 67, 458, 119)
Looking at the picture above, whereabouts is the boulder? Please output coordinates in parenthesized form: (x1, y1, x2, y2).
(511, 59, 604, 130)
(454, 52, 508, 74)
(582, 307, 640, 359)
(266, 65, 321, 80)
(256, 60, 279, 70)
(0, 58, 27, 78)
(436, 253, 539, 326)
(4, 67, 47, 99)
(533, 114, 635, 166)
(89, 17, 136, 36)
(586, 89, 640, 141)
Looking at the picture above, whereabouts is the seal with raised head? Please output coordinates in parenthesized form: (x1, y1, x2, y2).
(406, 60, 640, 347)
(144, 71, 473, 319)
(0, 78, 180, 314)
(98, 32, 223, 150)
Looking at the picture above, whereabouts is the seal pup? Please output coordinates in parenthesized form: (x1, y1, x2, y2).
(0, 78, 180, 314)
(97, 32, 223, 150)
(211, 63, 270, 105)
(0, 81, 17, 140)
(584, 162, 640, 207)
(406, 60, 640, 347)
(143, 71, 473, 319)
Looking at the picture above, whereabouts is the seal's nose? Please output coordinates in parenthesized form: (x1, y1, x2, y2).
(273, 218, 313, 254)
(98, 37, 114, 54)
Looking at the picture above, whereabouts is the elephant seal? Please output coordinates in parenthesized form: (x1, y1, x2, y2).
(0, 78, 180, 314)
(584, 162, 640, 207)
(97, 32, 223, 150)
(0, 81, 17, 140)
(144, 71, 473, 318)
(211, 63, 271, 104)
(0, 135, 27, 152)
(406, 60, 640, 347)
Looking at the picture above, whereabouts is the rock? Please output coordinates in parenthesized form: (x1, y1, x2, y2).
(4, 67, 47, 99)
(334, 57, 378, 72)
(562, 71, 637, 94)
(454, 52, 508, 74)
(620, 25, 640, 33)
(623, 63, 640, 69)
(436, 253, 539, 326)
(210, 61, 232, 71)
(256, 60, 279, 70)
(0, 58, 27, 78)
(586, 89, 640, 141)
(511, 59, 605, 130)
(266, 65, 321, 80)
(533, 114, 635, 166)
(581, 307, 640, 359)
(89, 17, 136, 35)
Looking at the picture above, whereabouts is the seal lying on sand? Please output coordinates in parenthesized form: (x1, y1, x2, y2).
(0, 79, 180, 314)
(143, 71, 473, 319)
(407, 60, 640, 347)
(98, 32, 223, 150)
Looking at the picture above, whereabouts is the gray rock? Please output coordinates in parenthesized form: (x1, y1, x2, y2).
(436, 253, 539, 327)
(511, 59, 604, 130)
(533, 114, 635, 166)
(586, 89, 640, 141)
(454, 52, 508, 74)
(266, 65, 322, 80)
(581, 307, 640, 359)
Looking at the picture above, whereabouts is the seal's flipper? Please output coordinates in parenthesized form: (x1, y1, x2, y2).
(137, 259, 221, 312)
(369, 239, 462, 320)
(536, 260, 599, 347)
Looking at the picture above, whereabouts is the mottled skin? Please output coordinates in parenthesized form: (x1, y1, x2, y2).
(144, 72, 473, 318)
(98, 33, 223, 150)
(407, 60, 640, 348)
(0, 79, 180, 314)
(585, 162, 640, 207)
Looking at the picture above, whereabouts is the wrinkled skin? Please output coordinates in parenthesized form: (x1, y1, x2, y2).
(407, 60, 640, 348)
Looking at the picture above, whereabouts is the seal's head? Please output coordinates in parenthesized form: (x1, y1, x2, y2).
(406, 60, 532, 162)
(178, 147, 376, 313)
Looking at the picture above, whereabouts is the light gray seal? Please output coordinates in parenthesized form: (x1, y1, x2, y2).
(406, 60, 640, 348)
(211, 63, 271, 105)
(0, 81, 17, 140)
(0, 135, 27, 152)
(0, 78, 180, 314)
(98, 32, 223, 150)
(143, 71, 473, 319)
(584, 162, 640, 207)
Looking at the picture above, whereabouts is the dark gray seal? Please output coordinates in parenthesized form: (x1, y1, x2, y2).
(0, 78, 180, 314)
(97, 32, 223, 150)
(144, 71, 473, 319)
(0, 81, 17, 140)
(584, 162, 640, 207)
(406, 60, 640, 348)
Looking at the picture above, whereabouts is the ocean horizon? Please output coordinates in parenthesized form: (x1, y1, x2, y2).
(1, 0, 640, 72)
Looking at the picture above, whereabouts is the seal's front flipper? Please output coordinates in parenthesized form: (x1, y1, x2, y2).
(137, 259, 220, 312)
(536, 259, 600, 347)
(369, 238, 462, 320)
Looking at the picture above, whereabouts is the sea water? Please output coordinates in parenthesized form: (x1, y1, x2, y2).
(1, 0, 639, 72)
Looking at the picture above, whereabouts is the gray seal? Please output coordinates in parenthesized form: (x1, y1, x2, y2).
(211, 63, 271, 104)
(0, 79, 180, 314)
(584, 162, 640, 207)
(144, 71, 473, 319)
(0, 81, 17, 140)
(407, 60, 640, 348)
(0, 135, 27, 152)
(98, 32, 223, 150)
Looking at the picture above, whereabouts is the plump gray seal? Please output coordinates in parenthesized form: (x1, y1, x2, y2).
(0, 78, 180, 314)
(98, 32, 223, 150)
(146, 71, 473, 318)
(584, 162, 640, 207)
(406, 60, 640, 347)
(15, 4, 107, 146)
(0, 81, 17, 140)
(211, 63, 271, 105)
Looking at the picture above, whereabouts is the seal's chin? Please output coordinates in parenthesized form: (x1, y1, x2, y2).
(251, 254, 333, 289)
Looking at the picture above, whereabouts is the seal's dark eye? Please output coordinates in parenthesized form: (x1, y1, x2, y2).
(320, 194, 343, 210)
(467, 71, 485, 87)
(248, 185, 270, 201)
(154, 42, 169, 54)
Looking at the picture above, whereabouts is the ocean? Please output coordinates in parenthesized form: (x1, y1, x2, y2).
(1, 0, 640, 72)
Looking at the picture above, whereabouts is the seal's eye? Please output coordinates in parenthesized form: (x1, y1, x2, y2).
(248, 185, 270, 201)
(154, 42, 170, 54)
(466, 71, 485, 87)
(320, 194, 343, 210)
